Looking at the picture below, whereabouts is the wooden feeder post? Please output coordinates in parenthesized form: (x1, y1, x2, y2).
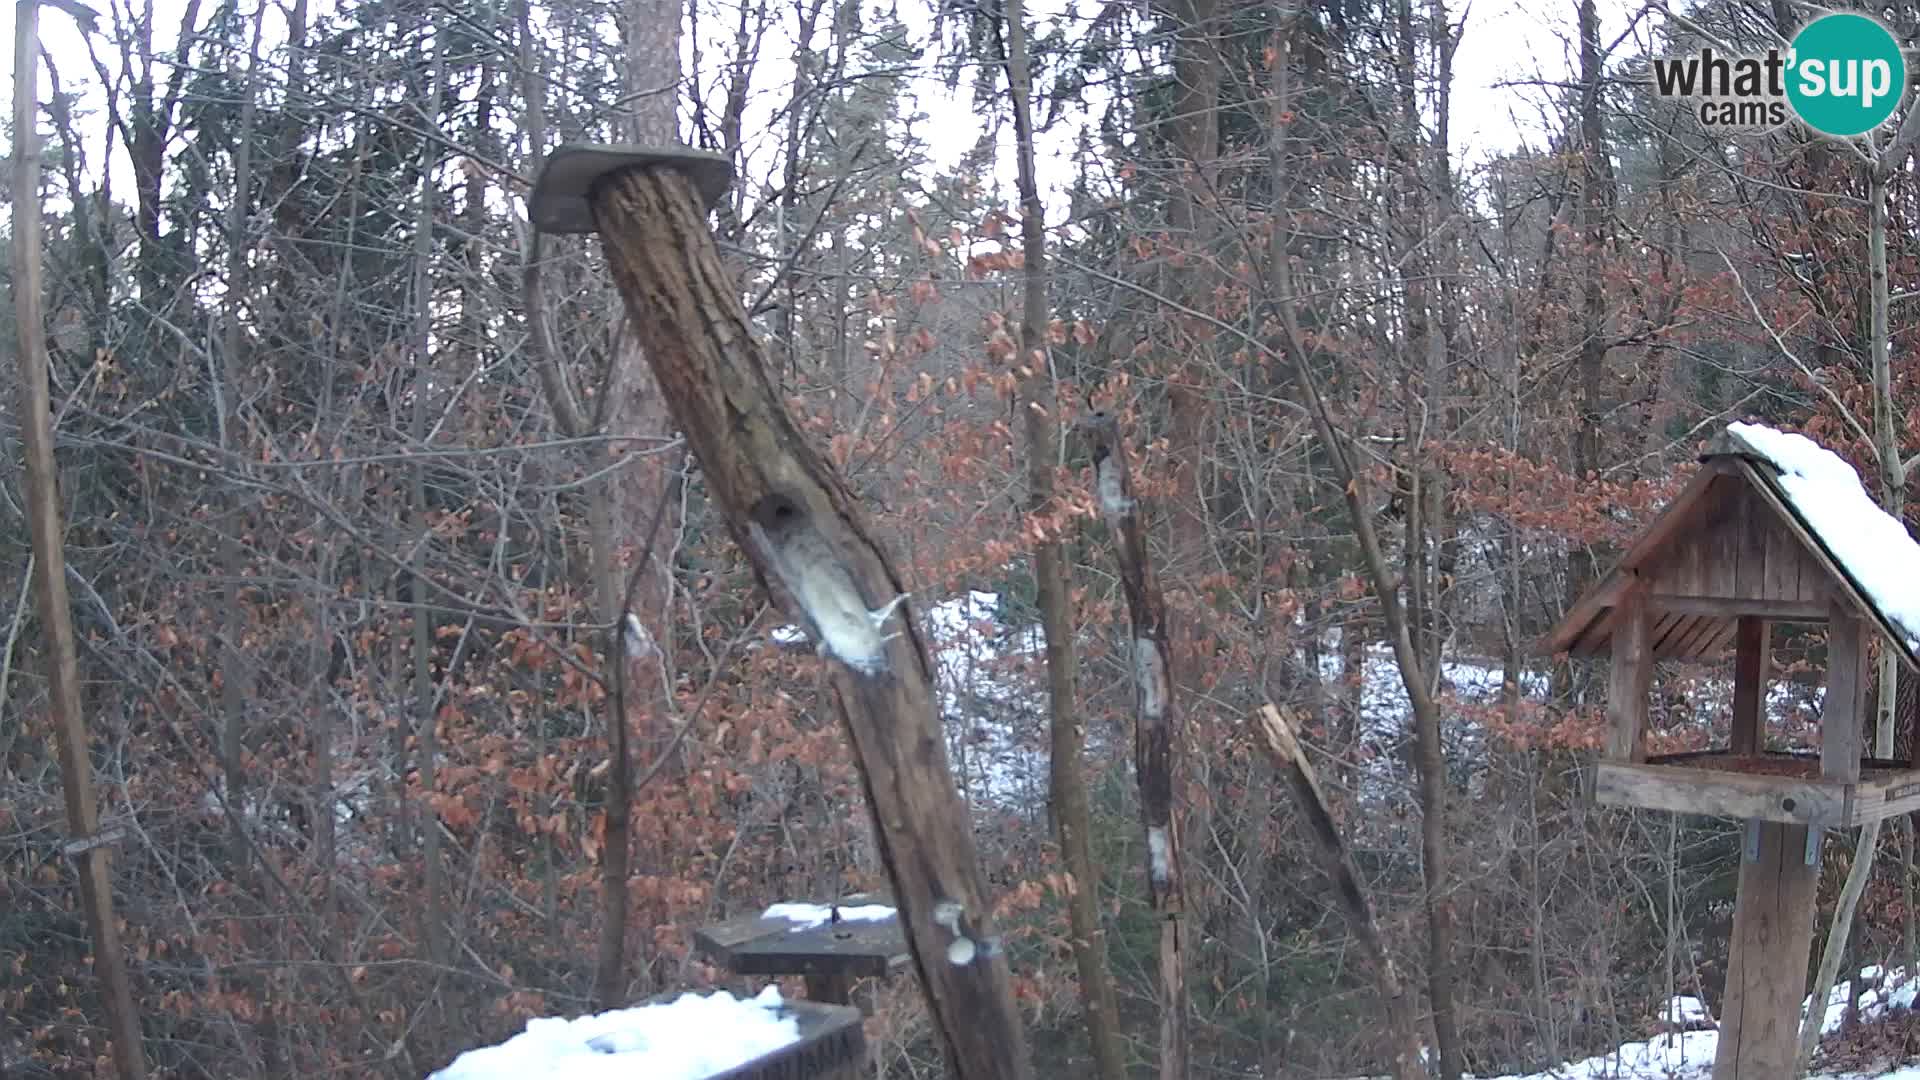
(1543, 429, 1920, 1080)
(526, 146, 1033, 1080)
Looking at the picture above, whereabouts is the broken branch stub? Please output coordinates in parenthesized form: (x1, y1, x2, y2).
(531, 149, 1033, 1080)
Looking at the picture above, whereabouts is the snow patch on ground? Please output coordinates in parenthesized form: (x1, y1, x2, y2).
(1662, 995, 1712, 1027)
(1450, 973, 1920, 1079)
(427, 986, 798, 1080)
(1813, 964, 1920, 1036)
(925, 590, 1050, 806)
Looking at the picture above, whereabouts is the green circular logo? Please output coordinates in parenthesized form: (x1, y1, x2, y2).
(1787, 14, 1908, 137)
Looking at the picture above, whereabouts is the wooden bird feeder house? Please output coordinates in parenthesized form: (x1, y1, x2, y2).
(1543, 422, 1920, 1079)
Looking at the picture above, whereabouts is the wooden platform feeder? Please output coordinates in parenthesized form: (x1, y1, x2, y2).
(694, 895, 909, 1013)
(1543, 426, 1920, 1079)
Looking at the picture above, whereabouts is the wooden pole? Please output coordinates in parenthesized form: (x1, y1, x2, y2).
(1713, 821, 1819, 1079)
(1718, 601, 1867, 1078)
(576, 162, 1033, 1080)
(1605, 584, 1652, 762)
(10, 2, 147, 1073)
(1730, 617, 1770, 755)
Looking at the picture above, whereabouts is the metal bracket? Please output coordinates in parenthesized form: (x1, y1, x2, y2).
(1805, 824, 1824, 866)
(527, 143, 735, 235)
(1744, 819, 1762, 862)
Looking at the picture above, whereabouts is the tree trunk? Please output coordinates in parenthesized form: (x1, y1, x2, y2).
(1268, 15, 1459, 1077)
(578, 159, 1035, 1079)
(1797, 156, 1909, 1078)
(219, 6, 263, 873)
(1083, 413, 1190, 1080)
(411, 34, 447, 973)
(11, 5, 148, 1071)
(1001, 3, 1128, 1076)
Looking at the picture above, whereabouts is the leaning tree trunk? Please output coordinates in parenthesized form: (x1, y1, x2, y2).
(1256, 705, 1424, 1080)
(567, 160, 1035, 1080)
(1796, 149, 1912, 1079)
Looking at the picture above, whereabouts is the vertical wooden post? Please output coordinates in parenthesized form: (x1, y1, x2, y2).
(1606, 586, 1653, 762)
(1731, 617, 1770, 756)
(805, 973, 855, 1006)
(1825, 603, 1868, 783)
(1713, 821, 1821, 1079)
(1716, 602, 1870, 1079)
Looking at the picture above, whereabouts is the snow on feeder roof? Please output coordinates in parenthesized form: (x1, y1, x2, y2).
(1543, 422, 1920, 672)
(1723, 422, 1920, 657)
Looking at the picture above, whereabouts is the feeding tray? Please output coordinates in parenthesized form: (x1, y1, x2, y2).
(705, 1000, 865, 1080)
(527, 143, 734, 234)
(1595, 751, 1920, 826)
(694, 895, 910, 981)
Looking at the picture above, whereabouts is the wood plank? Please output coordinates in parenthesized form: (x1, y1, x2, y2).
(1607, 587, 1654, 763)
(1736, 487, 1770, 601)
(1731, 617, 1772, 755)
(1720, 495, 1751, 595)
(1592, 762, 1850, 825)
(1762, 519, 1797, 603)
(1672, 613, 1726, 659)
(1856, 769, 1920, 825)
(1651, 611, 1692, 656)
(1700, 618, 1741, 659)
(1649, 594, 1828, 620)
(1825, 599, 1869, 784)
(1713, 821, 1822, 1079)
(1650, 610, 1683, 651)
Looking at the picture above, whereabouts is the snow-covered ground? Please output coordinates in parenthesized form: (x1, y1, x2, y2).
(436, 973, 1920, 1080)
(1455, 971, 1919, 1080)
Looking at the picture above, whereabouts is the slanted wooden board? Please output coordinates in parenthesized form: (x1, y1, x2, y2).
(1595, 757, 1920, 826)
(705, 1000, 866, 1080)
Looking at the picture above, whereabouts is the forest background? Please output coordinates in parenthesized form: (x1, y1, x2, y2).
(3, 0, 1920, 1074)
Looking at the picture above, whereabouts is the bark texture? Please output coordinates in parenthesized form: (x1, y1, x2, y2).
(1083, 412, 1189, 1079)
(587, 164, 1034, 1080)
(11, 3, 148, 1071)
